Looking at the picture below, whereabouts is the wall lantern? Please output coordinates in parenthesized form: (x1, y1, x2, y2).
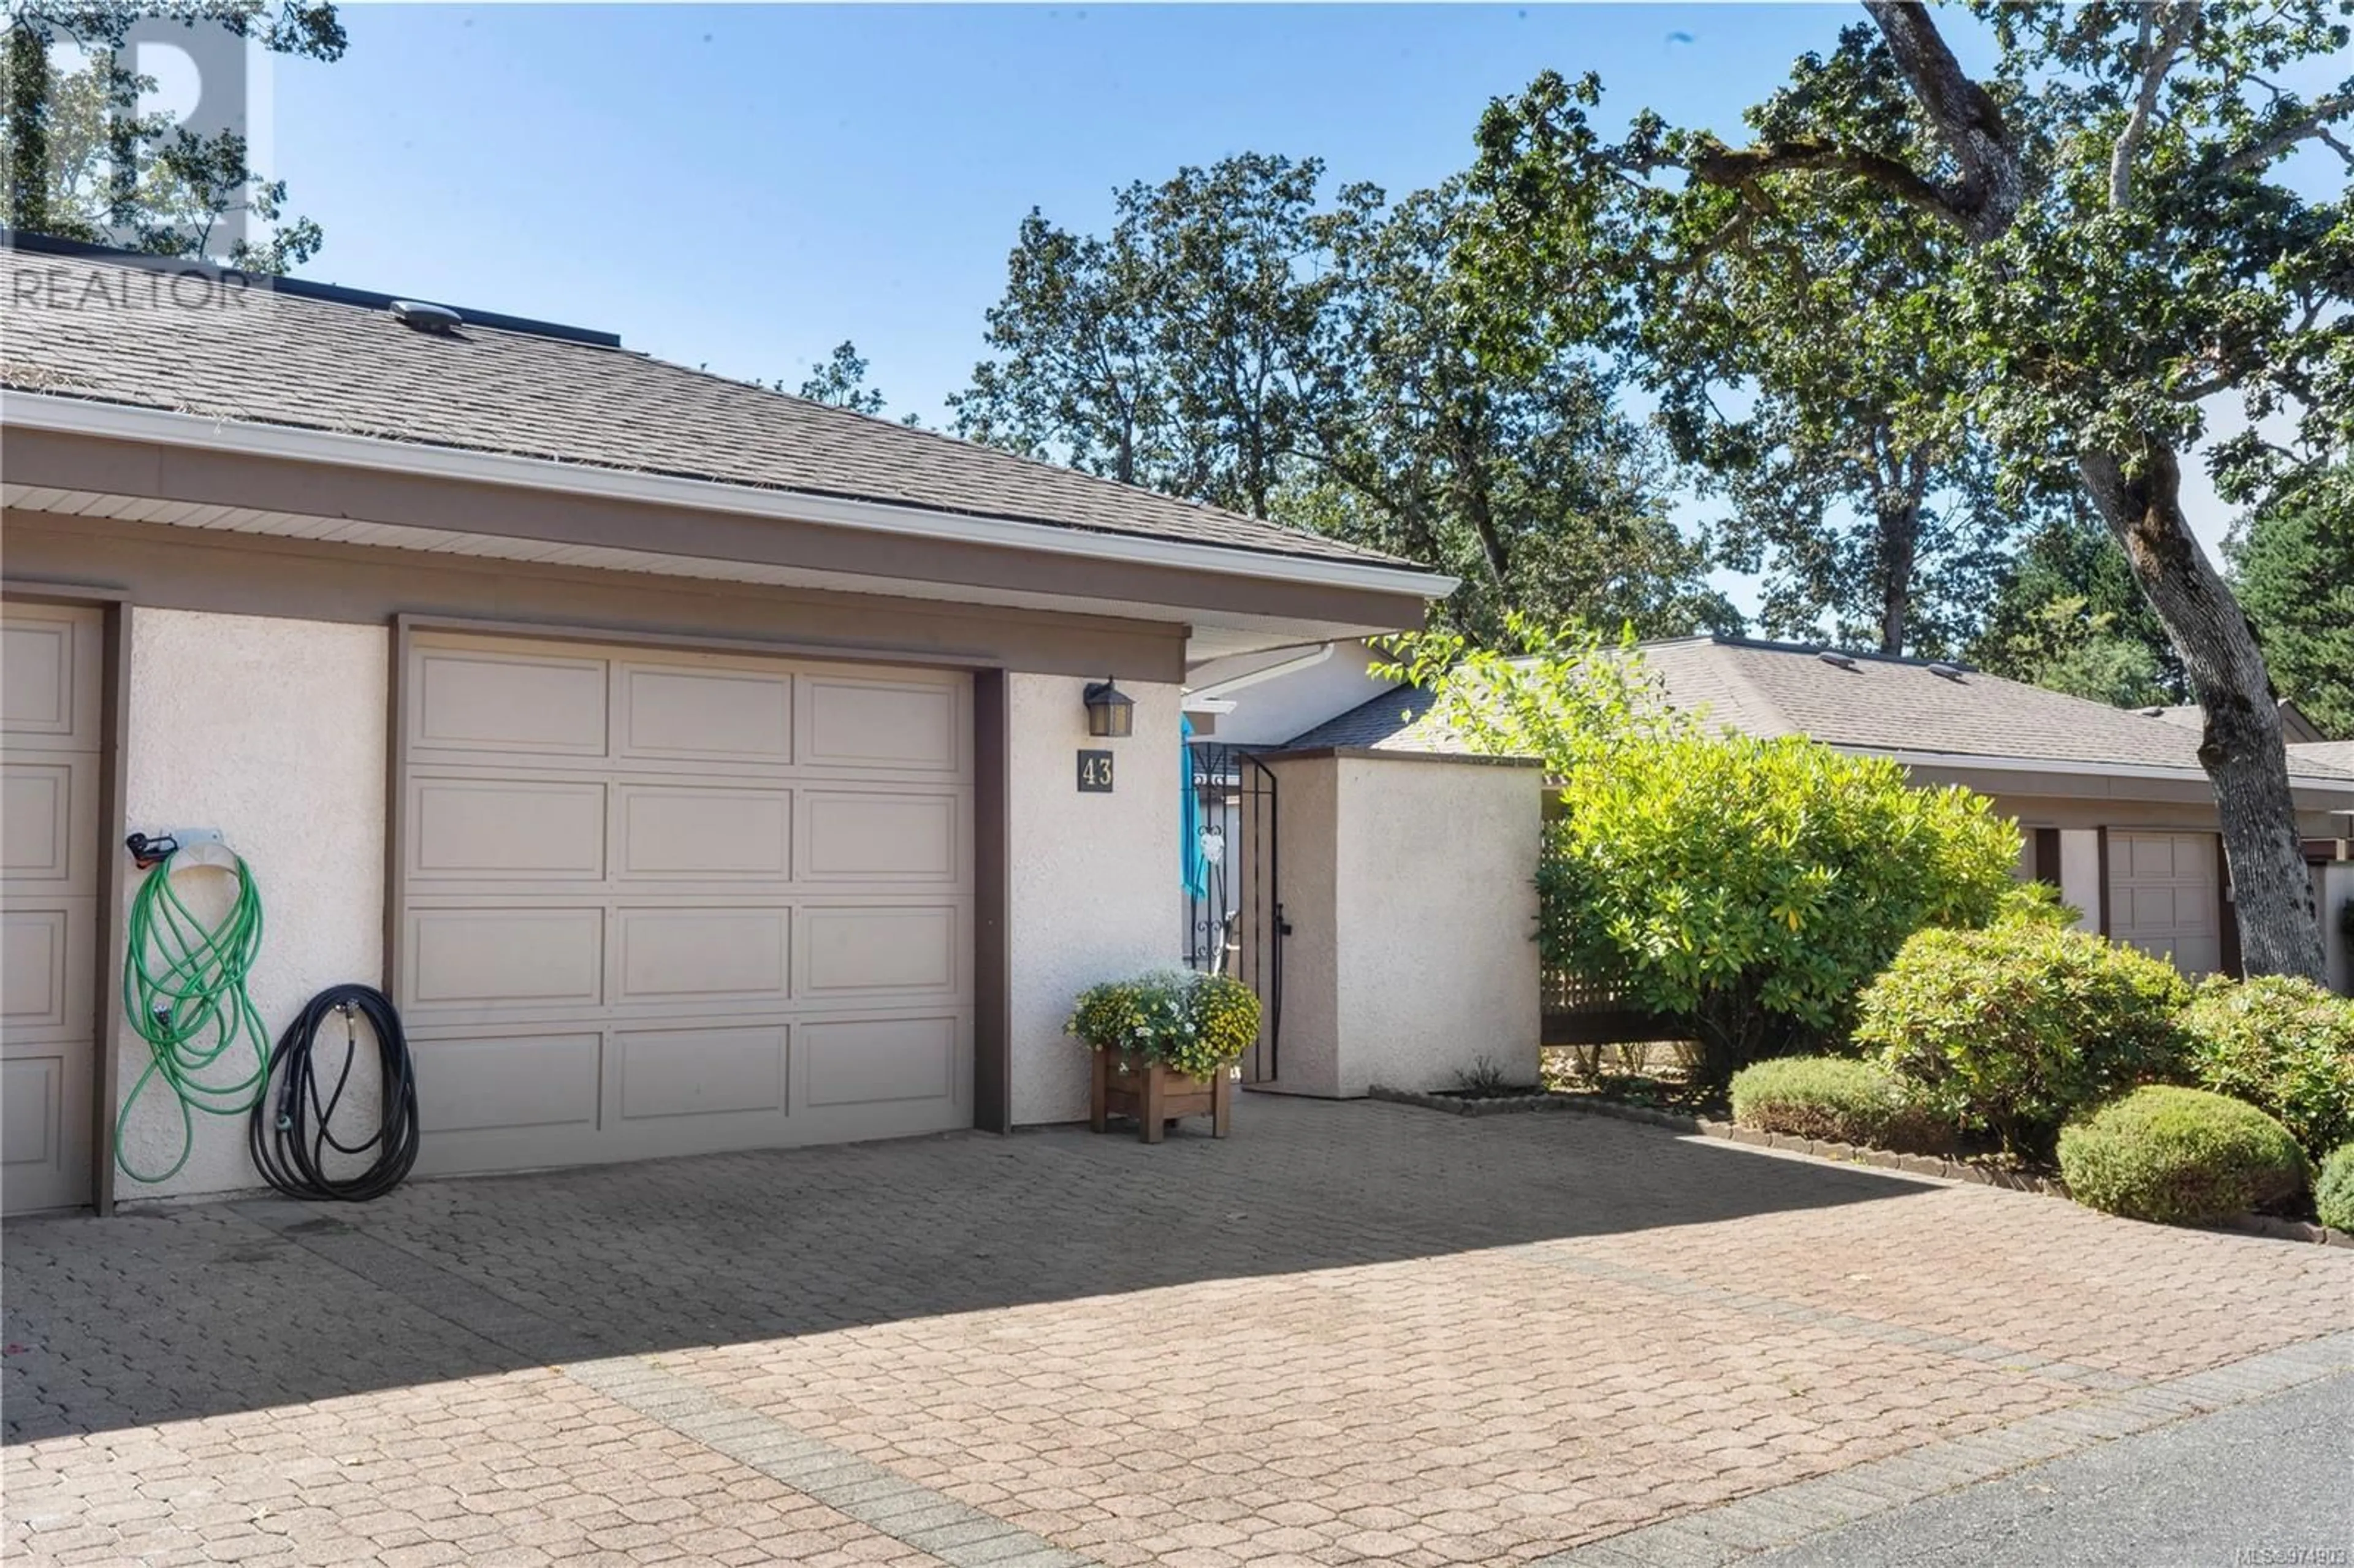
(1083, 677, 1134, 737)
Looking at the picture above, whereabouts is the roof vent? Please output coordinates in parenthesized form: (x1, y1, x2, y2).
(1926, 661, 1965, 681)
(2137, 705, 2167, 717)
(390, 299, 463, 333)
(1816, 650, 1857, 670)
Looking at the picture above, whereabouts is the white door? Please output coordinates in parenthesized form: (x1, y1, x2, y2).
(397, 632, 974, 1176)
(2108, 831, 2222, 975)
(1, 601, 101, 1212)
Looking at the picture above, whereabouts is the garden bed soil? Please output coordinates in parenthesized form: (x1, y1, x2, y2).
(1366, 1081, 2353, 1248)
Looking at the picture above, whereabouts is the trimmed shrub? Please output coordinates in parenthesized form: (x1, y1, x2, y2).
(1855, 922, 2191, 1157)
(2058, 1086, 2308, 1225)
(1729, 1057, 1949, 1151)
(2316, 1143, 2354, 1235)
(2181, 973, 2354, 1159)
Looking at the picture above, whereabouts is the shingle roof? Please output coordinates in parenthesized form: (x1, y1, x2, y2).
(1279, 636, 2354, 784)
(1278, 685, 1466, 754)
(0, 246, 1412, 569)
(2291, 740, 2354, 776)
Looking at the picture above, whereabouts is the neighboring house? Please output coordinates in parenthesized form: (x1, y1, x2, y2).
(1262, 634, 2354, 987)
(0, 239, 1452, 1213)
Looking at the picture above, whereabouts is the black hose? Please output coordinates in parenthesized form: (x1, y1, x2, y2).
(246, 983, 421, 1201)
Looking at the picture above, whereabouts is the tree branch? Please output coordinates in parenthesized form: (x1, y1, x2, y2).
(1859, 0, 2024, 241)
(2110, 0, 2197, 208)
(2214, 90, 2354, 177)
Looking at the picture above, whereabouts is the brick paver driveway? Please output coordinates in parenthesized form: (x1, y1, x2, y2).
(6, 1096, 2350, 1568)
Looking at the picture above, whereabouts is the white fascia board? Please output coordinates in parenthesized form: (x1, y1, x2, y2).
(1189, 641, 1341, 700)
(1846, 744, 2354, 802)
(1, 392, 1459, 601)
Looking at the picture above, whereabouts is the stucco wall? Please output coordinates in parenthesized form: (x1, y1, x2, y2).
(1257, 753, 1542, 1098)
(118, 609, 389, 1200)
(1333, 756, 1542, 1095)
(1007, 673, 1182, 1124)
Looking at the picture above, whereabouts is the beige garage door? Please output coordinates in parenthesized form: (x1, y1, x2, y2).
(2107, 830, 2222, 975)
(1, 601, 101, 1212)
(398, 633, 974, 1175)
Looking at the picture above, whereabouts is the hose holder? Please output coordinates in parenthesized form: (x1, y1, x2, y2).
(127, 828, 230, 870)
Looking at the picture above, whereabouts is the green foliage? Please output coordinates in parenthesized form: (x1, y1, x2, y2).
(1375, 613, 1685, 774)
(2228, 470, 2354, 740)
(1067, 970, 1260, 1083)
(2059, 1087, 2309, 1227)
(1728, 1057, 1948, 1152)
(1971, 513, 2184, 705)
(1857, 923, 2192, 1158)
(2182, 974, 2354, 1160)
(2315, 1144, 2354, 1235)
(793, 341, 888, 418)
(1539, 729, 2019, 1089)
(951, 159, 1730, 642)
(4, 3, 346, 270)
(1994, 880, 2080, 930)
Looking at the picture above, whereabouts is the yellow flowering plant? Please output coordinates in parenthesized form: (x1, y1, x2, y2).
(1067, 970, 1260, 1082)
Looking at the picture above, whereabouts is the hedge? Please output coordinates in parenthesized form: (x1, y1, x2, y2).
(1728, 1057, 1948, 1152)
(2182, 973, 2354, 1159)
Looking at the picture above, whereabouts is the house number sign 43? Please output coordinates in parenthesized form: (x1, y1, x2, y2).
(1077, 750, 1115, 793)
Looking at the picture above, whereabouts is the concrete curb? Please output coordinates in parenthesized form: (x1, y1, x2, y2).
(1366, 1083, 2354, 1248)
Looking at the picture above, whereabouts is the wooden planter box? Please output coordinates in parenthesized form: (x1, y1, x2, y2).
(1090, 1052, 1232, 1143)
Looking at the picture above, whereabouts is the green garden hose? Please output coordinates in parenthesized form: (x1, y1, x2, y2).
(118, 849, 269, 1184)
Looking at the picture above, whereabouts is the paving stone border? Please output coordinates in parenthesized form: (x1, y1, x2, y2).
(1368, 1083, 2354, 1248)
(1533, 1326, 2354, 1567)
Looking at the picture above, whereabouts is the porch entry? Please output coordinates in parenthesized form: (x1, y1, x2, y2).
(1184, 741, 1284, 1083)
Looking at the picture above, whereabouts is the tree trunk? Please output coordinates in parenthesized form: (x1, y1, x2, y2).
(7, 27, 51, 236)
(1875, 498, 1919, 655)
(2077, 443, 2326, 982)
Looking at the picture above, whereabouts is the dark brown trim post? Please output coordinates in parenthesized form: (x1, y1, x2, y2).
(2033, 827, 2062, 886)
(93, 596, 129, 1216)
(972, 669, 1013, 1135)
(2096, 828, 2112, 938)
(2217, 834, 2243, 980)
(384, 618, 411, 997)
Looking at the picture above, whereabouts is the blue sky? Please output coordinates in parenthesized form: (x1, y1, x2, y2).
(234, 4, 2318, 610)
(267, 4, 1859, 418)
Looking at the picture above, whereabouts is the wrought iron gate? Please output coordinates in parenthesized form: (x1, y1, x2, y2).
(1185, 743, 1285, 1083)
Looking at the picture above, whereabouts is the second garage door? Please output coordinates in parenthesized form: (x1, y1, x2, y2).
(398, 632, 973, 1175)
(2106, 830, 2222, 976)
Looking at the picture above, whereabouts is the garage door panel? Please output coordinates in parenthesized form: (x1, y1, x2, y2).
(1, 1054, 63, 1166)
(800, 905, 961, 997)
(2, 903, 93, 1036)
(802, 676, 962, 773)
(617, 786, 790, 880)
(415, 649, 609, 756)
(804, 1015, 959, 1108)
(619, 664, 792, 763)
(2, 761, 88, 885)
(0, 609, 97, 745)
(408, 907, 604, 1010)
(799, 791, 960, 883)
(413, 1031, 602, 1134)
(411, 778, 606, 880)
(2109, 830, 2221, 978)
(615, 1022, 788, 1120)
(616, 907, 790, 1003)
